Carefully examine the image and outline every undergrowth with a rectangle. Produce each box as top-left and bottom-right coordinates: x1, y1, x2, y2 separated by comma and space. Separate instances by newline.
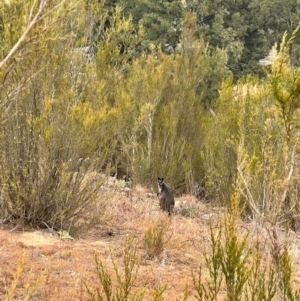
192, 215, 300, 301
4, 213, 300, 300
84, 213, 300, 300
4, 251, 43, 301
85, 234, 167, 300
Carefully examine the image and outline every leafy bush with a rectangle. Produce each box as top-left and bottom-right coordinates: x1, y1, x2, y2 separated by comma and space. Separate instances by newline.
0, 52, 107, 231
0, 0, 110, 232
204, 24, 300, 227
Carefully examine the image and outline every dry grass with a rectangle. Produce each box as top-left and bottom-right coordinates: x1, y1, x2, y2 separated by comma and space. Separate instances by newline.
1, 185, 300, 300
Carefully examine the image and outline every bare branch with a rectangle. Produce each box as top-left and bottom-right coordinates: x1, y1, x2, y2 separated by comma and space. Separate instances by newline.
237, 167, 265, 220
0, 0, 68, 70
279, 132, 300, 207
0, 0, 47, 69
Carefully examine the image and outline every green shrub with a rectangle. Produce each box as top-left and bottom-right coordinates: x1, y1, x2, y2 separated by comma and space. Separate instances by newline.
0, 138, 105, 232
0, 0, 110, 233
192, 215, 300, 301
193, 216, 250, 301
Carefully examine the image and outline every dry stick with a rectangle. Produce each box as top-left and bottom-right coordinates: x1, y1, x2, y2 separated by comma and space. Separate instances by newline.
269, 135, 300, 266
269, 134, 299, 276
0, 0, 69, 70
278, 133, 299, 215
238, 132, 300, 292
237, 167, 265, 221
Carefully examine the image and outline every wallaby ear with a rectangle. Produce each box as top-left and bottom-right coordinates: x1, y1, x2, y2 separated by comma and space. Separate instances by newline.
158, 177, 160, 180
161, 178, 164, 181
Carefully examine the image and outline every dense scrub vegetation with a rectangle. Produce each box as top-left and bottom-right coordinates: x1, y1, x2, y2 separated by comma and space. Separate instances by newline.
1, 0, 300, 236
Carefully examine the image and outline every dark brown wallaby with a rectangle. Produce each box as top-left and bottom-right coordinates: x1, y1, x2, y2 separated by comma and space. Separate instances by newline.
157, 177, 175, 216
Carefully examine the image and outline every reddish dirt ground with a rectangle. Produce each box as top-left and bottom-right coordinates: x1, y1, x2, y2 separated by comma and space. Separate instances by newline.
1, 186, 300, 300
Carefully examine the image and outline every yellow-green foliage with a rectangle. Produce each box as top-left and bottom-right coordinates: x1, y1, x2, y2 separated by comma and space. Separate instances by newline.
143, 217, 172, 259
205, 25, 300, 225
192, 216, 300, 301
269, 23, 300, 144
4, 251, 43, 301
5, 4, 300, 218
96, 5, 144, 68
85, 217, 300, 301
114, 45, 209, 189
0, 1, 231, 210
85, 235, 167, 301
87, 234, 172, 301
0, 0, 111, 230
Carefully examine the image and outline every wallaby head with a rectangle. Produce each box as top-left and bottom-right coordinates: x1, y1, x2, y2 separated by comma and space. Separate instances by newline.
157, 177, 174, 216
157, 177, 164, 195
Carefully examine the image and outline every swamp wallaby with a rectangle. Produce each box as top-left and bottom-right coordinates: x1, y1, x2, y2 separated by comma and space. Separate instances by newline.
157, 177, 175, 215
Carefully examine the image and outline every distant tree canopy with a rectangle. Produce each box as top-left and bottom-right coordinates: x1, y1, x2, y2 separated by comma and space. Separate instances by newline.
103, 0, 183, 53
102, 0, 300, 80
